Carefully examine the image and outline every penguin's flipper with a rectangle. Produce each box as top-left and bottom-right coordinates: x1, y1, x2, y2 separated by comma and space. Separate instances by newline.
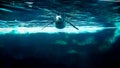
41, 21, 54, 30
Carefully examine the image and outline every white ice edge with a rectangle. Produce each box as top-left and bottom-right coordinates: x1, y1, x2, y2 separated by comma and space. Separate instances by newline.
0, 26, 119, 34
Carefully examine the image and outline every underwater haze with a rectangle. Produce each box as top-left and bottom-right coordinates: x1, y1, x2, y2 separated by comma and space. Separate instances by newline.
0, 0, 120, 68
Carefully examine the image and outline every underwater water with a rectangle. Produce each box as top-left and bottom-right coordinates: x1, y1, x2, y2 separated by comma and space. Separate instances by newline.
0, 0, 120, 68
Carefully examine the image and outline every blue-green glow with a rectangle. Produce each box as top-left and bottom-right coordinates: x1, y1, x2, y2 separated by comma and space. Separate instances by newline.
0, 8, 13, 12
0, 26, 105, 34
114, 22, 120, 39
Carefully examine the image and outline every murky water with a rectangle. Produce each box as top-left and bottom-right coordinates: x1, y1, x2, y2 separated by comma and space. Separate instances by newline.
0, 0, 120, 68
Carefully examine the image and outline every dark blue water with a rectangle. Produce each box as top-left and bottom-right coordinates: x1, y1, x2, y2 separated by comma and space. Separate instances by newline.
0, 30, 120, 68
0, 0, 120, 68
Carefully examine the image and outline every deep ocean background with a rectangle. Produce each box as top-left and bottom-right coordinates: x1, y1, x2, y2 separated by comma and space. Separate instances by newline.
0, 0, 120, 68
